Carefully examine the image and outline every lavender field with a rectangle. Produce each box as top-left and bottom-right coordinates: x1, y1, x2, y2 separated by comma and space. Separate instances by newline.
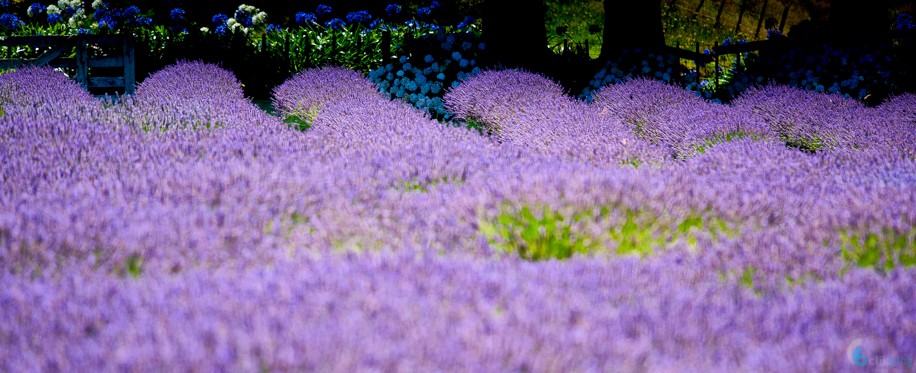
1, 62, 914, 371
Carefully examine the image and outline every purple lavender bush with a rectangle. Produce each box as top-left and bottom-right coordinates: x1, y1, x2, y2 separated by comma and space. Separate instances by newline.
0, 63, 914, 371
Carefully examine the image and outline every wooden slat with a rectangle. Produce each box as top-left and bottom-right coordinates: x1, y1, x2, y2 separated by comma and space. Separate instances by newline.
49, 58, 76, 69
0, 35, 73, 47
713, 39, 775, 55
31, 40, 76, 66
88, 56, 124, 68
0, 59, 24, 69
89, 76, 125, 88
662, 45, 714, 64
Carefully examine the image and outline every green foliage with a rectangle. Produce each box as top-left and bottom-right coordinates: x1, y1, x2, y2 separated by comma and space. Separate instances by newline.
400, 176, 462, 193
840, 227, 916, 273
479, 204, 595, 261
285, 104, 319, 132
695, 131, 755, 154
740, 266, 756, 288
545, 0, 603, 58
119, 253, 143, 278
480, 203, 736, 261
782, 134, 825, 153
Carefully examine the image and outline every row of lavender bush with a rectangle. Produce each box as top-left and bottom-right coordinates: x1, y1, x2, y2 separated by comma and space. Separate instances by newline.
1, 62, 914, 371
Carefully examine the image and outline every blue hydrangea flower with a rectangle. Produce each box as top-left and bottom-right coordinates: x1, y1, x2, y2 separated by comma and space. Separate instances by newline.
125, 6, 140, 17
451, 51, 462, 61
295, 12, 316, 25
316, 4, 332, 16
385, 4, 401, 17
345, 10, 372, 25
368, 19, 383, 30
77, 27, 92, 35
170, 8, 185, 22
214, 24, 228, 36
424, 55, 434, 64
267, 24, 281, 33
457, 16, 474, 30
27, 3, 46, 17
212, 13, 229, 25
325, 18, 345, 30
0, 13, 24, 30
417, 7, 431, 18
896, 13, 914, 30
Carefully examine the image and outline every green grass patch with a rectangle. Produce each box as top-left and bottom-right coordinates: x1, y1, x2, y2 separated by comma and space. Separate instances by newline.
285, 104, 320, 132
695, 131, 756, 154
479, 203, 736, 261
479, 204, 596, 261
115, 252, 143, 278
840, 227, 916, 273
782, 135, 825, 153
400, 176, 464, 193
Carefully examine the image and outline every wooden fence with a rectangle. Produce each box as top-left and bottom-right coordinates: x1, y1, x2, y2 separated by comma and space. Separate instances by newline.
667, 38, 783, 81
0, 35, 136, 95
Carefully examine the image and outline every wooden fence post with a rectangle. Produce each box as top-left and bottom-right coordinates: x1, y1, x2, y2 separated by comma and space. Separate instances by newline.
76, 36, 89, 90
381, 29, 391, 64
714, 41, 720, 83
123, 36, 136, 95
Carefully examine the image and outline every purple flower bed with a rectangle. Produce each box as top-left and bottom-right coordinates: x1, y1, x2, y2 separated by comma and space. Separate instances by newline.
1, 62, 914, 371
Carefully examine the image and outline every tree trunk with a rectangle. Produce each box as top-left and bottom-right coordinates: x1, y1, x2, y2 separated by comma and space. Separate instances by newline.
735, 0, 749, 34
714, 0, 727, 29
778, 1, 791, 32
601, 0, 665, 59
755, 0, 770, 38
482, 0, 548, 68
693, 0, 707, 19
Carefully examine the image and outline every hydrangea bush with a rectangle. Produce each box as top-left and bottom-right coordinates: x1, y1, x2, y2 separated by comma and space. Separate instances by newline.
368, 32, 484, 120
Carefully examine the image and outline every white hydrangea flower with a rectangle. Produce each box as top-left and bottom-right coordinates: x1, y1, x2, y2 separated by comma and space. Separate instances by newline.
58, 0, 80, 9
252, 12, 267, 26
46, 5, 60, 14
200, 27, 209, 33
92, 0, 105, 9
